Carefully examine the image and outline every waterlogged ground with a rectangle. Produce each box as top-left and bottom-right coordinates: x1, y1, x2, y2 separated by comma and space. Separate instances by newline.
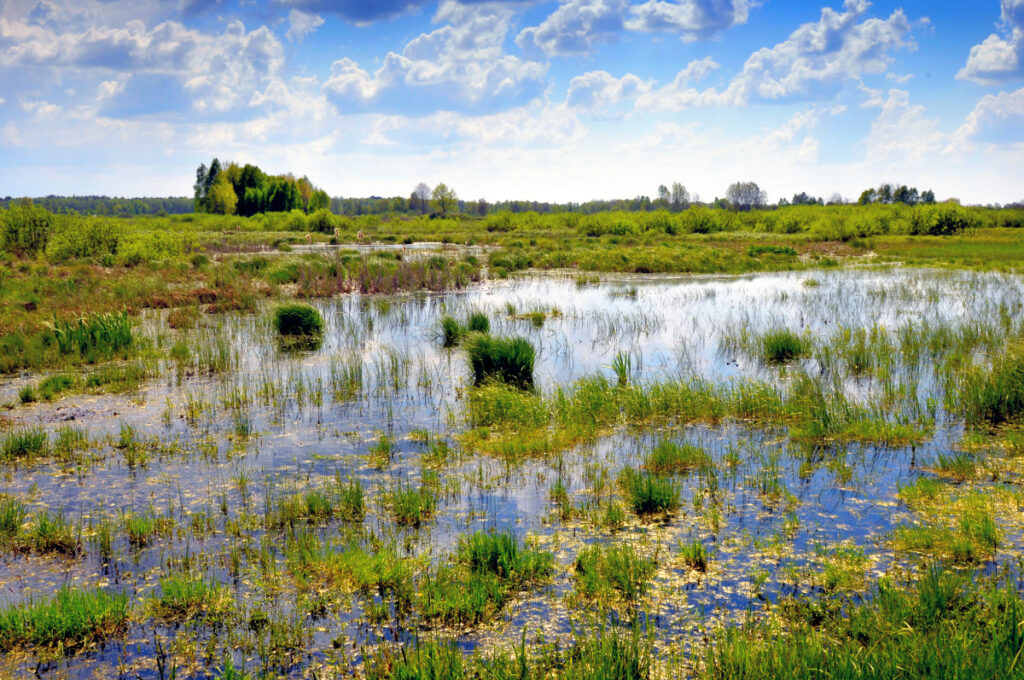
2, 266, 1024, 678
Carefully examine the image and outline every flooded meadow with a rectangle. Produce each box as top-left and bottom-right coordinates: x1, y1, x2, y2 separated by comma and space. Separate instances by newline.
2, 265, 1024, 678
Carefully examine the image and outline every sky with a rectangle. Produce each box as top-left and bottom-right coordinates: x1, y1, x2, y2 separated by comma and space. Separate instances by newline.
0, 0, 1022, 204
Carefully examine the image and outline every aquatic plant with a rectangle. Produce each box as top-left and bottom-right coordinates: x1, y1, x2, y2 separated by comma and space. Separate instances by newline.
0, 588, 128, 652
467, 335, 535, 389
761, 329, 811, 363
273, 303, 324, 337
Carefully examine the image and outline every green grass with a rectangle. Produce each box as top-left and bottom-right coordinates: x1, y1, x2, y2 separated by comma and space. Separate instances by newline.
961, 345, 1024, 425
151, 575, 227, 622
48, 312, 133, 360
679, 540, 709, 572
618, 468, 679, 516
0, 588, 128, 653
467, 335, 536, 389
29, 510, 81, 555
0, 495, 27, 540
643, 440, 709, 474
574, 543, 656, 602
388, 483, 436, 527
701, 565, 1024, 680
456, 530, 553, 585
0, 427, 49, 461
761, 329, 811, 363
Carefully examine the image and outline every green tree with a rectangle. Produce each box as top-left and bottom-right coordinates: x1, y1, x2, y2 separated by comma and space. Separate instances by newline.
431, 183, 458, 217
206, 174, 238, 215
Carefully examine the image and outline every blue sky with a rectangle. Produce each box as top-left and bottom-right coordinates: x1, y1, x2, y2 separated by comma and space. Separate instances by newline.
0, 0, 1022, 203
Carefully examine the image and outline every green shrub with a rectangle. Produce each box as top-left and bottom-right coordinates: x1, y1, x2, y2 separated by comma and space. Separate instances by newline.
467, 335, 535, 389
273, 304, 324, 337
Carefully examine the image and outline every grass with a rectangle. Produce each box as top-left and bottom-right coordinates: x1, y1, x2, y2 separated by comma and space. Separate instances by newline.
574, 543, 656, 602
48, 312, 133, 360
761, 329, 811, 363
679, 540, 709, 572
150, 575, 228, 622
0, 427, 49, 461
701, 565, 1024, 680
467, 335, 536, 389
618, 468, 679, 516
388, 483, 437, 527
456, 530, 553, 585
0, 588, 128, 653
273, 303, 324, 337
961, 344, 1024, 425
643, 440, 709, 474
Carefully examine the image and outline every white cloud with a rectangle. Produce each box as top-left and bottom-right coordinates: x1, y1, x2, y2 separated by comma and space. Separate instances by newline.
0, 16, 285, 115
634, 0, 914, 112
958, 0, 1024, 84
863, 89, 945, 162
626, 0, 753, 41
285, 9, 325, 43
324, 1, 546, 113
516, 0, 626, 57
566, 71, 652, 111
953, 87, 1024, 146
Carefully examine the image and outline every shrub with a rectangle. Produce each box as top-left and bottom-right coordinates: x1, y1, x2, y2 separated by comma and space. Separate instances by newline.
467, 335, 535, 389
273, 304, 324, 337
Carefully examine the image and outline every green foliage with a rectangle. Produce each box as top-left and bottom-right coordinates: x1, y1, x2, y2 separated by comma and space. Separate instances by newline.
388, 483, 436, 527
0, 201, 61, 256
1, 428, 49, 461
467, 335, 536, 389
273, 303, 324, 337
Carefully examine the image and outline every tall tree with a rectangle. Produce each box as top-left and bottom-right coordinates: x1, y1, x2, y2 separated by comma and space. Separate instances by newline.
725, 181, 767, 211
431, 183, 457, 217
669, 182, 690, 211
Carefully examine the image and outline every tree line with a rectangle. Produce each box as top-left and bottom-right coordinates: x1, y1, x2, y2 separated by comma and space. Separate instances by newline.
0, 195, 192, 216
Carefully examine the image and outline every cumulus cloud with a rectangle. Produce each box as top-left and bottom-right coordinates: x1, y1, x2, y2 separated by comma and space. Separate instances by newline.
626, 0, 754, 41
953, 87, 1024, 146
285, 9, 325, 43
323, 1, 547, 114
516, 0, 627, 57
276, 0, 531, 25
863, 89, 945, 162
958, 0, 1024, 84
566, 71, 652, 111
0, 16, 285, 116
637, 0, 914, 112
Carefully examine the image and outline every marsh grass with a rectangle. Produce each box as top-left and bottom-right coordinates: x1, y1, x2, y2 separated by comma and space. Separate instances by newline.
151, 575, 228, 622
0, 588, 128, 653
618, 469, 679, 516
679, 540, 709, 572
48, 312, 133, 361
0, 427, 49, 461
456, 530, 553, 586
643, 441, 709, 474
30, 510, 81, 555
573, 543, 656, 603
467, 335, 535, 389
388, 483, 436, 527
761, 329, 811, 363
702, 566, 1024, 680
961, 345, 1024, 425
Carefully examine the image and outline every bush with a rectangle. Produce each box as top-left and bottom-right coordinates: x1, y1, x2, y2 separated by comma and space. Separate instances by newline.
273, 304, 324, 337
467, 335, 535, 389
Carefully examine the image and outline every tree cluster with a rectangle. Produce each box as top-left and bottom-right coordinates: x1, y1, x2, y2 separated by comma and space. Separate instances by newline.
858, 183, 936, 206
193, 159, 331, 216
0, 196, 191, 216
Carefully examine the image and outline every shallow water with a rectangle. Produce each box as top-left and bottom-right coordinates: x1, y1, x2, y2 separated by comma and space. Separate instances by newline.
2, 266, 1023, 677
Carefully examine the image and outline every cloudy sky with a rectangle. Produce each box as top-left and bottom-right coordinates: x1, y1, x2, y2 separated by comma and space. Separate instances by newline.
0, 0, 1022, 203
